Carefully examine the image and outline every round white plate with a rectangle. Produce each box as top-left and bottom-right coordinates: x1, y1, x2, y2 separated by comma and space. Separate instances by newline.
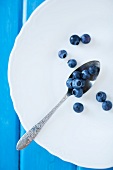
8, 0, 113, 168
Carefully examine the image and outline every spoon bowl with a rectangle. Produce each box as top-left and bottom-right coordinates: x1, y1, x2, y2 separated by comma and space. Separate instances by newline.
67, 60, 100, 95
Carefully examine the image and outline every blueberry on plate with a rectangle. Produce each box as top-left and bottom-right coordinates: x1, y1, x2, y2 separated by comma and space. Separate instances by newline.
67, 59, 77, 68
58, 50, 67, 59
73, 102, 84, 113
72, 71, 81, 79
72, 79, 84, 89
102, 100, 112, 111
96, 91, 107, 102
70, 35, 81, 45
66, 78, 73, 89
81, 69, 90, 79
81, 34, 91, 44
89, 65, 99, 75
72, 88, 83, 98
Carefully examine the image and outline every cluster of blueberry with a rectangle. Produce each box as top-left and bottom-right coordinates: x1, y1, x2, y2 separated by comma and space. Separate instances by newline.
58, 50, 77, 68
96, 92, 112, 111
58, 33, 112, 113
58, 34, 91, 68
70, 34, 91, 45
66, 65, 99, 113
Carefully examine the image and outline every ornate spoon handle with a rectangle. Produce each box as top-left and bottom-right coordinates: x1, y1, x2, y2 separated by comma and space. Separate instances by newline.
16, 93, 68, 150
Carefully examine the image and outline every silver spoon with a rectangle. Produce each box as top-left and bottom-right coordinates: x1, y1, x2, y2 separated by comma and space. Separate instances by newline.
16, 60, 100, 150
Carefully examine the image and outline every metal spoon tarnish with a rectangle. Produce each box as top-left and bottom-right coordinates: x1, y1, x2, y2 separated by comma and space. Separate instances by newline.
16, 60, 100, 150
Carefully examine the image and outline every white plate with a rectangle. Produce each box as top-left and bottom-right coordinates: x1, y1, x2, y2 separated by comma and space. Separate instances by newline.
8, 0, 113, 168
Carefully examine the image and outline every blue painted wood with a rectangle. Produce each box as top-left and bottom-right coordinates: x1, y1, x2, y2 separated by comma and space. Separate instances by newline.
20, 135, 76, 170
20, 0, 76, 169
0, 0, 23, 169
27, 0, 45, 19
78, 167, 113, 170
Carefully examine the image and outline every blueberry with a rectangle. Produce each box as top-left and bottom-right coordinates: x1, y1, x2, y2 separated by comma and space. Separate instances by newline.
58, 50, 67, 59
73, 103, 84, 113
70, 35, 81, 45
96, 91, 107, 102
72, 88, 83, 98
81, 34, 91, 44
102, 100, 112, 111
89, 65, 99, 75
81, 69, 90, 79
72, 71, 81, 79
66, 78, 73, 89
67, 59, 77, 68
72, 79, 85, 89
81, 80, 86, 87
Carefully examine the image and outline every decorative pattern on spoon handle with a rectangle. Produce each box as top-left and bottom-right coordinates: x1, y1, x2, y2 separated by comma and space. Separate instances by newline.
16, 93, 68, 150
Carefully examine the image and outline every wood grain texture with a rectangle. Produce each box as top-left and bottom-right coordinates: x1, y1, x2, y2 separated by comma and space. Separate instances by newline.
20, 133, 76, 170
77, 167, 113, 170
27, 0, 45, 19
20, 0, 76, 169
0, 0, 23, 169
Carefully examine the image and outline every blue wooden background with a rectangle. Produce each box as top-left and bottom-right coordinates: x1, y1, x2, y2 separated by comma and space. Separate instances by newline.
0, 0, 113, 169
